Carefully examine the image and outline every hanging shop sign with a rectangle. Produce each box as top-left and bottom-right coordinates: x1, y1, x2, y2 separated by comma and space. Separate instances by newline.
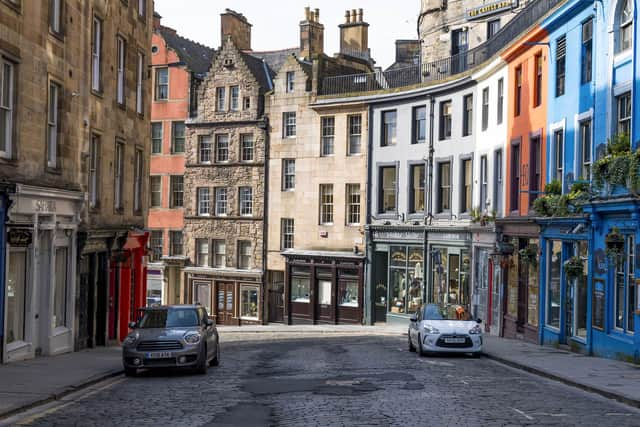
466, 0, 518, 21
8, 228, 32, 247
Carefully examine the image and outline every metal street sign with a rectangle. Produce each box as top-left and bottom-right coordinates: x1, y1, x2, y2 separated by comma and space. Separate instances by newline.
8, 229, 32, 247
466, 0, 518, 21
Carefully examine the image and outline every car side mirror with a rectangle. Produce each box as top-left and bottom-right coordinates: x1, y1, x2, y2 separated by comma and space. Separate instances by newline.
205, 318, 214, 327
476, 318, 482, 324
409, 315, 417, 323
128, 321, 137, 329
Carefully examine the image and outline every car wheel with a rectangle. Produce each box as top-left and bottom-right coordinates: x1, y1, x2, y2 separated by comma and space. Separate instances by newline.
209, 343, 220, 367
417, 334, 426, 357
195, 345, 208, 374
124, 367, 137, 377
408, 332, 416, 352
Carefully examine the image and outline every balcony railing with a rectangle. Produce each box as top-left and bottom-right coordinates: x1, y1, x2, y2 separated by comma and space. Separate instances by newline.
320, 0, 564, 96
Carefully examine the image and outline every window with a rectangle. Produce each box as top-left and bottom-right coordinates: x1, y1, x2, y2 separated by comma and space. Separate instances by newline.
618, 0, 633, 53
480, 155, 488, 210
151, 123, 162, 154
321, 116, 335, 156
348, 115, 362, 155
150, 231, 163, 261
171, 122, 185, 153
461, 159, 472, 213
617, 92, 631, 135
436, 162, 451, 213
497, 78, 504, 125
409, 165, 425, 214
196, 239, 209, 267
239, 187, 253, 216
515, 66, 522, 116
114, 142, 124, 210
412, 106, 426, 144
138, 0, 146, 18
136, 52, 144, 114
89, 134, 100, 208
155, 68, 168, 100
170, 231, 183, 256
291, 277, 310, 303
285, 71, 296, 93
197, 188, 210, 216
199, 135, 212, 163
53, 247, 68, 328
582, 19, 593, 83
134, 149, 143, 212
511, 144, 520, 211
494, 149, 503, 214
241, 134, 254, 162
546, 240, 562, 328
487, 19, 500, 39
319, 184, 334, 224
556, 36, 566, 97
243, 97, 251, 110
339, 281, 359, 307
529, 136, 541, 207
116, 36, 126, 105
6, 250, 26, 343
170, 175, 184, 208
215, 134, 229, 162
216, 87, 225, 111
439, 101, 452, 140
0, 59, 14, 159
238, 241, 251, 270
379, 166, 397, 214
282, 159, 295, 190
240, 286, 259, 319
50, 0, 62, 34
215, 187, 227, 216
462, 94, 473, 137
283, 112, 296, 137
534, 53, 542, 107
213, 240, 226, 268
281, 218, 294, 249
230, 86, 239, 111
150, 176, 161, 208
92, 17, 102, 92
579, 119, 592, 179
553, 130, 564, 184
346, 184, 361, 225
481, 88, 489, 131
381, 110, 397, 146
47, 82, 60, 168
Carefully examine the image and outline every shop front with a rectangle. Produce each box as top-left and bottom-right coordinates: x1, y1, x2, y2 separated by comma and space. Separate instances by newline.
284, 250, 364, 325
184, 268, 263, 326
495, 218, 540, 343
3, 184, 83, 363
470, 225, 502, 334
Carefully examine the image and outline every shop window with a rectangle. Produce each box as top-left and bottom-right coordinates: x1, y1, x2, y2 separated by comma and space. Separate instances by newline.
507, 245, 519, 317
240, 286, 259, 319
339, 281, 359, 307
614, 235, 635, 333
431, 248, 448, 306
193, 282, 211, 315
389, 246, 423, 314
546, 240, 562, 328
6, 250, 27, 343
54, 247, 68, 328
571, 241, 588, 339
291, 277, 310, 303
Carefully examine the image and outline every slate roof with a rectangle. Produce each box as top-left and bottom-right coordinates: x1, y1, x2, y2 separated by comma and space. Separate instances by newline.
243, 47, 301, 91
159, 26, 215, 77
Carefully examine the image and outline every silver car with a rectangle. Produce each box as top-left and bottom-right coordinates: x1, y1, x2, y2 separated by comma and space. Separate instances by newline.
122, 305, 220, 376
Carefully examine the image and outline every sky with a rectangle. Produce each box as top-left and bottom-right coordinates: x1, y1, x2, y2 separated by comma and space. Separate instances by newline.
153, 0, 420, 69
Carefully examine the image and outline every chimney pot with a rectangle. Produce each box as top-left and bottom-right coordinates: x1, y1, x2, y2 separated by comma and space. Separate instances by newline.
351, 9, 357, 22
315, 8, 320, 21
345, 10, 350, 23
358, 9, 363, 22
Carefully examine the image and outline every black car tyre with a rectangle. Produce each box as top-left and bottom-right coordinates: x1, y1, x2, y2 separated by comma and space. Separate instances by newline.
408, 332, 416, 352
417, 334, 426, 357
124, 367, 137, 377
195, 345, 208, 374
209, 343, 220, 367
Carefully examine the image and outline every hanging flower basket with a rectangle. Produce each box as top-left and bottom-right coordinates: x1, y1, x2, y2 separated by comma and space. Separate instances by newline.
605, 227, 624, 253
519, 244, 539, 268
564, 256, 585, 281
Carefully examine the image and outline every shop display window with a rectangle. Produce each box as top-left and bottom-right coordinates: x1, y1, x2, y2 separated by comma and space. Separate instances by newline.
240, 286, 259, 319
291, 277, 310, 303
390, 246, 424, 314
53, 247, 68, 328
339, 281, 358, 307
7, 251, 27, 344
546, 240, 562, 328
432, 248, 448, 306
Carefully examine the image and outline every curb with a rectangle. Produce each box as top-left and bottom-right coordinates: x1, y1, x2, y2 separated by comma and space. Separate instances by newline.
0, 369, 123, 421
483, 352, 640, 409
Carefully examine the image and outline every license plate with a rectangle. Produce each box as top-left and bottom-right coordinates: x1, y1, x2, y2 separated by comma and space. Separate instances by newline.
444, 337, 466, 344
146, 351, 172, 359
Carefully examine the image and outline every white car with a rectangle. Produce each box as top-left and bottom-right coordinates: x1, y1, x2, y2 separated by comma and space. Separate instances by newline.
408, 303, 482, 357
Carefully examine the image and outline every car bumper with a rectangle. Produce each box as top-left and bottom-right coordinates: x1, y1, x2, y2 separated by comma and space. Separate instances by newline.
122, 345, 204, 369
420, 334, 482, 353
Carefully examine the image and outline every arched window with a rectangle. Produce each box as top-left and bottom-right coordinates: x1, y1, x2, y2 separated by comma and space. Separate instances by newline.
618, 0, 633, 53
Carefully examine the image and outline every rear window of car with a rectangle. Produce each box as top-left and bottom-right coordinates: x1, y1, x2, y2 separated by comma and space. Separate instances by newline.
138, 309, 201, 328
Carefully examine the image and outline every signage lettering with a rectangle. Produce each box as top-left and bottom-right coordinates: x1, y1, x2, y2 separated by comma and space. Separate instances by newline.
466, 0, 517, 21
34, 199, 57, 213
372, 230, 423, 242
8, 229, 32, 247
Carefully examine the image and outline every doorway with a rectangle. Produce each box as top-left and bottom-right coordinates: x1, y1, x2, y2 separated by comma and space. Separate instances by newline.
373, 251, 388, 323
216, 283, 234, 325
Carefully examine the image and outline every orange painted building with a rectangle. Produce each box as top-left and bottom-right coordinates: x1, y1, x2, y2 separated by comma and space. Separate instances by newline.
147, 13, 215, 304
497, 26, 549, 343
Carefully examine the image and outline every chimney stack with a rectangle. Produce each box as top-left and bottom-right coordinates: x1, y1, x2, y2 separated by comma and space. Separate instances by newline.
299, 6, 324, 60
339, 9, 370, 57
220, 9, 252, 51
395, 40, 421, 65
153, 11, 162, 30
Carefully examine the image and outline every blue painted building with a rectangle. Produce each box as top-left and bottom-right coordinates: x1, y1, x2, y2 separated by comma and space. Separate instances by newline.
540, 0, 640, 362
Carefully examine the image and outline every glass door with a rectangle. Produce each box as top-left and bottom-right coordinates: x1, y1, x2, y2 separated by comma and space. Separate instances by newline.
216, 283, 234, 325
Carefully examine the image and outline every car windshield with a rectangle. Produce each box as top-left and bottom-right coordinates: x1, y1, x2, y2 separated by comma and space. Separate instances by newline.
422, 304, 474, 321
137, 309, 200, 328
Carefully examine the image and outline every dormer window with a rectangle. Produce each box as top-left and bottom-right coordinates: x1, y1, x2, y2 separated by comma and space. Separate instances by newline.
618, 0, 633, 53
286, 71, 295, 93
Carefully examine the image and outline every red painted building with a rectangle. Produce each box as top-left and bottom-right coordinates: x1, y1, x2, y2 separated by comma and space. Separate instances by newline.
147, 13, 215, 305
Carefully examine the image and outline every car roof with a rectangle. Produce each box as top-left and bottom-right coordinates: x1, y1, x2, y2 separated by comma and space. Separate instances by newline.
141, 304, 201, 311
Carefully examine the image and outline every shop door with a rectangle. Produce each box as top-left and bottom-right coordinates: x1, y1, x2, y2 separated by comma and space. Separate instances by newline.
268, 289, 284, 323
217, 283, 234, 325
316, 279, 333, 322
373, 252, 388, 323
95, 253, 108, 346
475, 249, 489, 321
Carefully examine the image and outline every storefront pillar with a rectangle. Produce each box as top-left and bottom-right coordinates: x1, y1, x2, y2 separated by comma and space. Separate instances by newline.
118, 259, 132, 343
0, 189, 10, 361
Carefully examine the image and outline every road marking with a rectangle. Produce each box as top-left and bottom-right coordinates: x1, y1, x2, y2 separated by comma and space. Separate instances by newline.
512, 408, 534, 420
420, 360, 454, 367
530, 412, 568, 417
605, 413, 633, 416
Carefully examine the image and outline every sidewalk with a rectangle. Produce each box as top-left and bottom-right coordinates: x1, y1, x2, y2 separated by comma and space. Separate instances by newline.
0, 346, 122, 419
482, 335, 640, 408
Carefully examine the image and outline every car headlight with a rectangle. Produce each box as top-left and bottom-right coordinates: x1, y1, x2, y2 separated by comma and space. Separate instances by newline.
184, 332, 201, 344
123, 332, 139, 347
469, 325, 482, 335
423, 324, 440, 334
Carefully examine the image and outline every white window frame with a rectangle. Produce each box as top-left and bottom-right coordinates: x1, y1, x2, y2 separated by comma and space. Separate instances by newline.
286, 71, 295, 93
321, 116, 335, 156
282, 159, 295, 191
238, 241, 252, 270
114, 141, 124, 210
241, 134, 254, 162
92, 17, 102, 92
150, 175, 161, 208
215, 187, 227, 216
550, 119, 565, 190
346, 184, 361, 225
199, 135, 212, 163
0, 59, 15, 159
196, 239, 209, 267
216, 87, 226, 111
230, 86, 239, 111
198, 187, 210, 216
348, 115, 362, 155
319, 184, 334, 225
283, 111, 296, 138
281, 218, 294, 250
239, 187, 253, 217
574, 110, 593, 181
47, 82, 60, 168
155, 67, 168, 101
215, 134, 229, 162
213, 240, 226, 268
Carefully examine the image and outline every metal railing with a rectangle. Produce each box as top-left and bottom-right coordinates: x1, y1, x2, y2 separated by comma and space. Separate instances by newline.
320, 0, 564, 96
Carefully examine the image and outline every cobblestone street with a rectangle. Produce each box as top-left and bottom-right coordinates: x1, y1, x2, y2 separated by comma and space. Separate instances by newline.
4, 335, 639, 427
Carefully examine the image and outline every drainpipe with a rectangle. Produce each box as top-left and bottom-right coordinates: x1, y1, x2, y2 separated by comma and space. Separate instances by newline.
261, 117, 270, 325
633, 0, 638, 151
425, 95, 435, 302
364, 104, 374, 325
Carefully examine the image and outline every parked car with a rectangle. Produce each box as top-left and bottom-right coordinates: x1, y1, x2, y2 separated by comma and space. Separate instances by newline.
122, 305, 219, 376
408, 303, 482, 357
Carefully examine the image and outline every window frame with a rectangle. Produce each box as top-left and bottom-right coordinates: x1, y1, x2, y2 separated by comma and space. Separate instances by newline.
240, 133, 254, 162
170, 175, 184, 208
319, 184, 334, 225
230, 85, 239, 111
89, 134, 101, 209
213, 239, 226, 268
154, 67, 168, 101
413, 105, 427, 144
578, 118, 592, 180
150, 175, 161, 208
136, 51, 144, 114
617, 92, 631, 136
378, 165, 398, 215
381, 110, 397, 147
47, 81, 61, 169
239, 186, 253, 217
481, 87, 489, 131
618, 0, 633, 54
555, 36, 566, 97
170, 230, 183, 256
133, 148, 143, 213
171, 121, 185, 153
581, 18, 593, 84
215, 133, 229, 163
282, 159, 295, 191
462, 94, 473, 137
196, 238, 209, 267
151, 122, 162, 154
346, 183, 361, 225
321, 116, 335, 156
197, 187, 211, 216
216, 87, 226, 111
460, 157, 473, 214
215, 187, 228, 216
0, 58, 15, 159
91, 16, 103, 93
515, 66, 522, 116
409, 163, 425, 214
116, 36, 126, 106
283, 111, 296, 138
198, 135, 212, 164
237, 241, 252, 270
439, 101, 452, 140
534, 52, 543, 107
348, 114, 362, 155
436, 161, 451, 214
480, 155, 488, 211
281, 218, 294, 250
497, 78, 504, 125
286, 71, 295, 93
114, 140, 125, 211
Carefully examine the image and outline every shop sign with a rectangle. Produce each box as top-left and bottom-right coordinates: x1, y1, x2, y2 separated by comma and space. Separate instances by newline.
34, 199, 57, 213
372, 230, 423, 242
431, 232, 470, 243
466, 0, 517, 21
8, 229, 32, 247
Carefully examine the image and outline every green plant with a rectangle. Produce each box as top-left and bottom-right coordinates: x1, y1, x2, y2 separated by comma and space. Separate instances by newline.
564, 256, 585, 281
519, 244, 539, 268
470, 208, 496, 225
605, 227, 625, 259
545, 179, 562, 196
592, 134, 640, 193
